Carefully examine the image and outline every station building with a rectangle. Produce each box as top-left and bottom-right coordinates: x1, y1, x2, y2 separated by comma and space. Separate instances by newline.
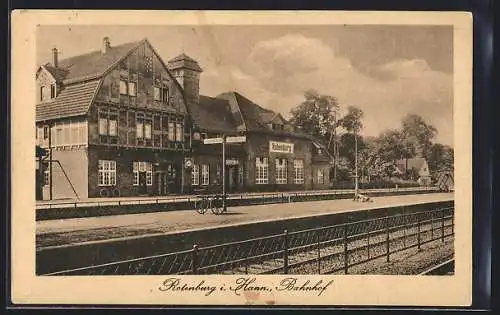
35, 37, 333, 200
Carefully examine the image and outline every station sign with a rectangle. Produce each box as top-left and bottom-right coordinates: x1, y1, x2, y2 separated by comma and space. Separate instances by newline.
225, 159, 239, 166
203, 137, 224, 145
226, 136, 246, 144
269, 141, 294, 154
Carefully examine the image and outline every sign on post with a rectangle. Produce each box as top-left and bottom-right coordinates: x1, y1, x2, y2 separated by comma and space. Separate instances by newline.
203, 137, 224, 145
226, 136, 247, 144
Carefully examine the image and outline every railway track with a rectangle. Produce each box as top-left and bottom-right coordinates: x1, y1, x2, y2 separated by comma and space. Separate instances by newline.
217, 219, 453, 275
43, 206, 454, 276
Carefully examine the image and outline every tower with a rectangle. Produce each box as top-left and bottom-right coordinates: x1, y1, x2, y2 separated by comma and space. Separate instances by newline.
167, 53, 203, 106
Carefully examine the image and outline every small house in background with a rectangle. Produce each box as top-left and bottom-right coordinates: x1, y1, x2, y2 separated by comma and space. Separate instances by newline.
395, 158, 432, 186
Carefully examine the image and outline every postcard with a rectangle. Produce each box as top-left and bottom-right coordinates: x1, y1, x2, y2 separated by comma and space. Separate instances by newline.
11, 10, 472, 306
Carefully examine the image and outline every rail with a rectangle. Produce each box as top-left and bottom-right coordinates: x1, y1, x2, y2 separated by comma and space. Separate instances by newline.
36, 186, 441, 210
44, 204, 454, 276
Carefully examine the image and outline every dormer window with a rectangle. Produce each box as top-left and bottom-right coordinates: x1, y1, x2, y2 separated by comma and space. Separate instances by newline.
40, 84, 56, 102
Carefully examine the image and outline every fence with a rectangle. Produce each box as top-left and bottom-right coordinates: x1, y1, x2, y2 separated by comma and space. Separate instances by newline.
44, 205, 454, 276
36, 186, 441, 210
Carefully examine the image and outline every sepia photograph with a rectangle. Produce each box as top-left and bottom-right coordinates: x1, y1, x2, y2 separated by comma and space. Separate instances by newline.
11, 10, 472, 306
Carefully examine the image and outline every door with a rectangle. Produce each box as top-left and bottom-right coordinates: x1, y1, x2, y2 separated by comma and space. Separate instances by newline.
157, 172, 168, 195
167, 164, 180, 193
138, 171, 147, 195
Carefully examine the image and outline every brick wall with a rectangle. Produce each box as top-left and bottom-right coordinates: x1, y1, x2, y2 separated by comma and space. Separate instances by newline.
244, 133, 313, 191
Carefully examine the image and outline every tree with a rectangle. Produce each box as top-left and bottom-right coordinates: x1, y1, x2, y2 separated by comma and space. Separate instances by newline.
289, 90, 340, 141
400, 114, 437, 158
426, 143, 454, 172
339, 106, 364, 134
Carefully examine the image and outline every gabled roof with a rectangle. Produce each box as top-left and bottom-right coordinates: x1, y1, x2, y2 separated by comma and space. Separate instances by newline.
189, 95, 236, 133
216, 92, 312, 140
51, 40, 142, 84
36, 39, 146, 122
36, 79, 101, 122
42, 65, 69, 82
395, 158, 427, 172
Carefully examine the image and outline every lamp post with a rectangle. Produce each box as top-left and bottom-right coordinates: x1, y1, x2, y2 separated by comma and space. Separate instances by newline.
222, 135, 226, 213
354, 128, 359, 199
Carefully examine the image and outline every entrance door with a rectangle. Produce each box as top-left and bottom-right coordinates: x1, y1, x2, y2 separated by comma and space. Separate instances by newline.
156, 172, 168, 195
226, 166, 239, 193
138, 171, 147, 195
167, 164, 180, 194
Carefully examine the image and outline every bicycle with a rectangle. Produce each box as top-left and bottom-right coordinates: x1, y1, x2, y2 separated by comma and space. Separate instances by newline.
195, 194, 226, 215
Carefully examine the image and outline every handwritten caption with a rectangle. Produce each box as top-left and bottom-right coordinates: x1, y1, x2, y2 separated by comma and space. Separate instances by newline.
158, 277, 334, 297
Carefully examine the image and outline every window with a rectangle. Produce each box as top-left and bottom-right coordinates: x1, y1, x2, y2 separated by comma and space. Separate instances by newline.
99, 113, 117, 137
128, 82, 137, 97
154, 86, 169, 103
144, 122, 152, 140
256, 157, 269, 184
201, 164, 210, 186
317, 169, 325, 184
294, 159, 305, 184
133, 161, 153, 186
175, 123, 183, 142
119, 80, 128, 95
168, 122, 175, 141
40, 86, 47, 102
50, 84, 56, 98
98, 160, 116, 186
154, 87, 161, 101
43, 169, 50, 186
108, 119, 117, 136
275, 158, 287, 184
136, 121, 144, 138
43, 126, 49, 140
192, 164, 199, 186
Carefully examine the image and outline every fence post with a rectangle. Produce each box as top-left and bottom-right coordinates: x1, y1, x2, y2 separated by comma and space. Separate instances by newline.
283, 229, 289, 274
451, 212, 454, 235
317, 233, 321, 274
386, 217, 390, 262
367, 229, 370, 260
417, 216, 421, 250
403, 213, 407, 248
441, 209, 445, 242
192, 244, 198, 274
343, 226, 348, 274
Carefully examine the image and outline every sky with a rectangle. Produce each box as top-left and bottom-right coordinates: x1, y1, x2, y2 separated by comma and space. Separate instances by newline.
37, 25, 454, 146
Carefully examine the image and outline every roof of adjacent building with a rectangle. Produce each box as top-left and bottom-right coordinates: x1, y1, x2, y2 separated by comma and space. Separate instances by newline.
190, 95, 236, 133
36, 79, 101, 121
395, 158, 427, 172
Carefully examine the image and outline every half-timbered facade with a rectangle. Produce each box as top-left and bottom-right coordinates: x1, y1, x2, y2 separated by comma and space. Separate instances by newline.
36, 38, 194, 199
36, 37, 334, 200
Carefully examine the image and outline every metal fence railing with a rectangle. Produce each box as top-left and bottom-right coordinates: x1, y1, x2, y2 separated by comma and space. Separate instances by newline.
44, 205, 454, 276
36, 186, 441, 210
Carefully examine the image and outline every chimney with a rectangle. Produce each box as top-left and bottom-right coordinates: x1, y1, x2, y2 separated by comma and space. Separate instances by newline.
102, 37, 111, 54
52, 47, 58, 67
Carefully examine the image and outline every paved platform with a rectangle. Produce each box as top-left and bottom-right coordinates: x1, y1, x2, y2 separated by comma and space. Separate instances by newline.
37, 193, 453, 249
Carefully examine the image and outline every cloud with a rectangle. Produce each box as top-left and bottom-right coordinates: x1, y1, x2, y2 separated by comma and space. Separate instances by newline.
199, 34, 453, 145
